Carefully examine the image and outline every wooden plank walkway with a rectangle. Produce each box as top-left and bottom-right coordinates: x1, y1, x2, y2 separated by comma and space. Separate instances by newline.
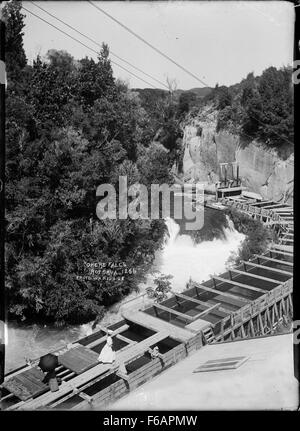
254, 255, 293, 267
5, 194, 294, 410
213, 276, 267, 294
250, 200, 274, 207
270, 244, 293, 253
173, 291, 211, 309
15, 330, 170, 410
2, 367, 48, 401
153, 303, 195, 322
279, 238, 293, 243
262, 203, 288, 210
269, 249, 293, 258
229, 268, 281, 284
194, 282, 250, 304
85, 324, 129, 349
240, 261, 293, 276
58, 346, 99, 375
122, 310, 194, 342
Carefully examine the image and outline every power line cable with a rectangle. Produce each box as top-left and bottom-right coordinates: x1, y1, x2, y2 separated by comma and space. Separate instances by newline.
88, 1, 294, 147
29, 1, 169, 90
24, 4, 294, 147
88, 0, 209, 87
22, 5, 158, 89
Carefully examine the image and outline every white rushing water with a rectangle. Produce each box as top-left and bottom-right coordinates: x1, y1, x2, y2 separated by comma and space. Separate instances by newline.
6, 214, 245, 372
153, 216, 244, 292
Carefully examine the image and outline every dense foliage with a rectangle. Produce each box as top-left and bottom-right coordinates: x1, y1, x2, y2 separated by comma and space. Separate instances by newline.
146, 274, 173, 302
4, 1, 292, 325
204, 69, 293, 159
225, 208, 276, 264
4, 1, 178, 325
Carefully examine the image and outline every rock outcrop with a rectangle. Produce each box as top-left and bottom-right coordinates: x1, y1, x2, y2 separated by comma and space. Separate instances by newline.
181, 107, 294, 204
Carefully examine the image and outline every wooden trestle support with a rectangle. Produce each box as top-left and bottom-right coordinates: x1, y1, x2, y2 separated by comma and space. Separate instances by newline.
218, 293, 293, 342
0, 194, 293, 411
209, 195, 294, 342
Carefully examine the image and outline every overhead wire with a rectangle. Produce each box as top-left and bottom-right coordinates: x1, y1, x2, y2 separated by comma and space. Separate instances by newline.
24, 3, 294, 147
88, 0, 209, 87
88, 1, 294, 147
22, 5, 159, 89
29, 1, 169, 90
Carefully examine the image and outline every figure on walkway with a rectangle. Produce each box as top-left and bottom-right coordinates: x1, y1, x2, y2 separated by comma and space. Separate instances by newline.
38, 353, 59, 392
98, 331, 116, 364
148, 346, 160, 359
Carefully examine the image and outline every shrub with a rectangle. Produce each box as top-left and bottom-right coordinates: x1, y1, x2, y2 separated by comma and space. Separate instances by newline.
225, 208, 276, 264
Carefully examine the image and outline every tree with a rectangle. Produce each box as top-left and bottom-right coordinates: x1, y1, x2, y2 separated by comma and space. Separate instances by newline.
76, 44, 115, 108
216, 86, 232, 110
255, 67, 293, 149
137, 142, 174, 186
214, 67, 293, 157
166, 76, 177, 95
146, 274, 173, 302
178, 91, 196, 116
5, 9, 175, 325
225, 208, 276, 264
3, 0, 27, 85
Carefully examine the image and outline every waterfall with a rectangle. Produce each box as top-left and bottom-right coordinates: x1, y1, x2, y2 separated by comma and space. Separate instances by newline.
225, 214, 235, 233
5, 213, 245, 372
165, 217, 180, 244
156, 215, 245, 293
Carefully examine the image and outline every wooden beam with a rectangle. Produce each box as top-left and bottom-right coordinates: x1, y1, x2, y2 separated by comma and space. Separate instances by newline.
258, 314, 264, 335
265, 308, 271, 326
78, 392, 94, 403
215, 304, 235, 315
249, 319, 255, 336
192, 282, 250, 304
254, 255, 293, 267
229, 268, 280, 284
271, 208, 293, 213
261, 203, 287, 209
153, 303, 194, 322
86, 324, 129, 349
250, 200, 274, 207
116, 334, 137, 346
266, 220, 291, 226
281, 298, 287, 315
116, 371, 130, 381
172, 291, 212, 309
270, 244, 293, 252
288, 294, 293, 315
61, 372, 76, 381
273, 212, 293, 216
0, 393, 15, 402
194, 303, 222, 318
269, 249, 293, 257
212, 275, 267, 294
240, 261, 293, 276
182, 289, 239, 315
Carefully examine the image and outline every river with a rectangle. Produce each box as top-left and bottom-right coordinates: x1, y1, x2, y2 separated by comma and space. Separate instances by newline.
5, 210, 245, 373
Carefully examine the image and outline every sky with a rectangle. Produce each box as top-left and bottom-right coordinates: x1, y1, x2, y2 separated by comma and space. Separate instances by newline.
21, 1, 295, 90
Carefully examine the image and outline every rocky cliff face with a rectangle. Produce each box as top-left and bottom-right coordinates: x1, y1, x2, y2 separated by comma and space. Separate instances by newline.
181, 106, 294, 204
